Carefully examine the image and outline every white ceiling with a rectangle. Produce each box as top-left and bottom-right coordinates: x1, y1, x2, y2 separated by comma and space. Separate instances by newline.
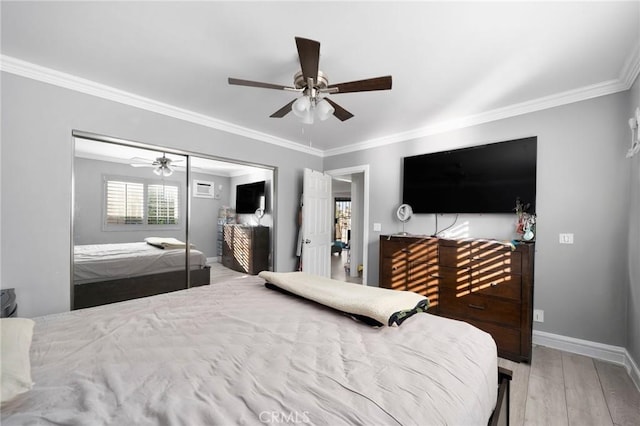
74, 137, 264, 177
2, 1, 639, 155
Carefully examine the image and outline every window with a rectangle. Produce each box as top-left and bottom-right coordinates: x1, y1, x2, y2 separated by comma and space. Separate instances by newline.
147, 184, 179, 225
334, 198, 351, 243
106, 180, 144, 225
104, 177, 180, 229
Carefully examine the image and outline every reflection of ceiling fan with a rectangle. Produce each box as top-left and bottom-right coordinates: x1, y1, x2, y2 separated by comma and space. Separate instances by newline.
228, 37, 392, 124
130, 154, 181, 177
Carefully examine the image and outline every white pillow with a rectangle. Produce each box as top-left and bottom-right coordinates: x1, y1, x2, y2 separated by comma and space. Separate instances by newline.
1, 318, 35, 403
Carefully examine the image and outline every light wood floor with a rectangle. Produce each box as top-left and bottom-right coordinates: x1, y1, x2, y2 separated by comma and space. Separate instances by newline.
207, 263, 639, 425
330, 250, 363, 284
208, 252, 363, 285
208, 260, 252, 284
499, 346, 640, 426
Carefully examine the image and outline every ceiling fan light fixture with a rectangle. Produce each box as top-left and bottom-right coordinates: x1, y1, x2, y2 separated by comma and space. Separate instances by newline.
316, 98, 334, 121
292, 96, 311, 118
153, 162, 174, 177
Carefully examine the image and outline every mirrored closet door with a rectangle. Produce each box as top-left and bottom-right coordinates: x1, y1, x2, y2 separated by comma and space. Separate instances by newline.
73, 137, 194, 309
72, 134, 276, 309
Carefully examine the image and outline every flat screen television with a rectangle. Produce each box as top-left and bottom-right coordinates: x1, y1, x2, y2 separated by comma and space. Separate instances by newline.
402, 137, 537, 214
235, 181, 266, 214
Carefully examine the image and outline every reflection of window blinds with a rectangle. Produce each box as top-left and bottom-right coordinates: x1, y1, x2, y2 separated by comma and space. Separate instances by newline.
147, 184, 179, 225
106, 180, 144, 224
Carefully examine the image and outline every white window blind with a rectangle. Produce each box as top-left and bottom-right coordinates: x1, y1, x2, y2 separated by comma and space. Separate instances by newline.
147, 184, 179, 225
106, 180, 144, 224
105, 179, 180, 228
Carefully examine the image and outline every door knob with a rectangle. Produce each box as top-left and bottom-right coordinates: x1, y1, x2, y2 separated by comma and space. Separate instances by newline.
304, 239, 311, 244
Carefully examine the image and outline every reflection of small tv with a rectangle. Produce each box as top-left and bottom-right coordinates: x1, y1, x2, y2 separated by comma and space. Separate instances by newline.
235, 181, 266, 214
403, 137, 537, 214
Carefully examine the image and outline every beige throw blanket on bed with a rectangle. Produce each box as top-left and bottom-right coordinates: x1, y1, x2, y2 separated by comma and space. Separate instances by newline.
144, 237, 192, 250
258, 271, 428, 326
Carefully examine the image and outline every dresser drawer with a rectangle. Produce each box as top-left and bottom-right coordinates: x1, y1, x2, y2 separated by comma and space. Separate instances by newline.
380, 238, 437, 259
439, 245, 470, 268
380, 239, 412, 258
380, 256, 408, 290
438, 288, 521, 328
469, 249, 521, 275
436, 266, 471, 291
465, 319, 522, 358
440, 244, 521, 273
470, 271, 521, 301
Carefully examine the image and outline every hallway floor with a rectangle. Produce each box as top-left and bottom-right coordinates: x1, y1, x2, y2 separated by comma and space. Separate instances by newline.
330, 250, 362, 284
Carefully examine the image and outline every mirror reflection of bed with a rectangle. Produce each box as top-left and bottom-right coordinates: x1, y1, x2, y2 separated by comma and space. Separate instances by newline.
72, 135, 274, 309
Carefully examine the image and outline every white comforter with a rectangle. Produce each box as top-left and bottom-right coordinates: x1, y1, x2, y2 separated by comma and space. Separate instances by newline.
74, 242, 207, 284
2, 276, 497, 425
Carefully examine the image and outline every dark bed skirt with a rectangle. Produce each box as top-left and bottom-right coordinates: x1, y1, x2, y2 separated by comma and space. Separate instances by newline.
73, 266, 211, 309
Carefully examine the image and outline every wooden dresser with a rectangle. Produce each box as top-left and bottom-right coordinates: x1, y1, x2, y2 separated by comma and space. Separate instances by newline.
380, 235, 534, 362
222, 225, 270, 275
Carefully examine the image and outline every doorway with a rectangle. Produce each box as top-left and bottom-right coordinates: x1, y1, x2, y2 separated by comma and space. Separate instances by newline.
326, 165, 369, 285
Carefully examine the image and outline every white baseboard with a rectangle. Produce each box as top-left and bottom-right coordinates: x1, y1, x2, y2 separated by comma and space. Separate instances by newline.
533, 330, 640, 392
206, 256, 218, 265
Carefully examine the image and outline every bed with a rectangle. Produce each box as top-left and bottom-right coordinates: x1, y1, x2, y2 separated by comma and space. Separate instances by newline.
1, 273, 511, 425
73, 241, 211, 309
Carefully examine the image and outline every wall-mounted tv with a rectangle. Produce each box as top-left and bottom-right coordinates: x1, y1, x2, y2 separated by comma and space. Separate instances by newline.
402, 137, 537, 214
236, 180, 266, 214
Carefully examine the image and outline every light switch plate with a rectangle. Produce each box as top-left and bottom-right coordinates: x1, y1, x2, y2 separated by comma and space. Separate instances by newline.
533, 309, 544, 322
373, 223, 382, 232
559, 233, 574, 244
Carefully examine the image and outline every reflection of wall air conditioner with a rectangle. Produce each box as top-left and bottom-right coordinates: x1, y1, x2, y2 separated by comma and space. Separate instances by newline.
193, 180, 215, 199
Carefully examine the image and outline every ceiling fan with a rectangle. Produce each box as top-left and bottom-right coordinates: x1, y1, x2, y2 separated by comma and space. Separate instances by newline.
228, 37, 392, 123
130, 153, 181, 177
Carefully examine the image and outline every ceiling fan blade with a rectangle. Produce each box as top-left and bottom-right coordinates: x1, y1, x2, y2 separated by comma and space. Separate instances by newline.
295, 37, 320, 83
130, 157, 156, 167
270, 99, 296, 118
228, 77, 295, 91
324, 98, 354, 121
328, 76, 392, 94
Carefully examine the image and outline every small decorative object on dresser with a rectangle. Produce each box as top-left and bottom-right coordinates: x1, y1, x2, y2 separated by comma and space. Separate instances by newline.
514, 197, 536, 241
380, 235, 534, 362
395, 203, 413, 235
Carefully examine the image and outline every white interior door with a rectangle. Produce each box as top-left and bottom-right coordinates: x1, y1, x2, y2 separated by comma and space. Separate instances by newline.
302, 168, 332, 277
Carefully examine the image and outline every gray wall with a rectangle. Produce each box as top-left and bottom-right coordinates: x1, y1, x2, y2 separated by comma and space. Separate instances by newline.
324, 91, 631, 349
74, 156, 231, 258
189, 169, 232, 259
627, 75, 640, 368
0, 72, 321, 317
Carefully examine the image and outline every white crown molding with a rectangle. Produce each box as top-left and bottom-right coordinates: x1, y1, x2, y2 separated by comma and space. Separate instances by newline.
0, 55, 324, 158
620, 41, 640, 89
533, 330, 640, 393
323, 77, 631, 157
2, 52, 638, 159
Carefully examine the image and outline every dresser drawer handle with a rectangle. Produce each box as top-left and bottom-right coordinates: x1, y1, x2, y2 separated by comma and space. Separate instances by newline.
401, 249, 411, 254
468, 303, 486, 310
490, 282, 498, 287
